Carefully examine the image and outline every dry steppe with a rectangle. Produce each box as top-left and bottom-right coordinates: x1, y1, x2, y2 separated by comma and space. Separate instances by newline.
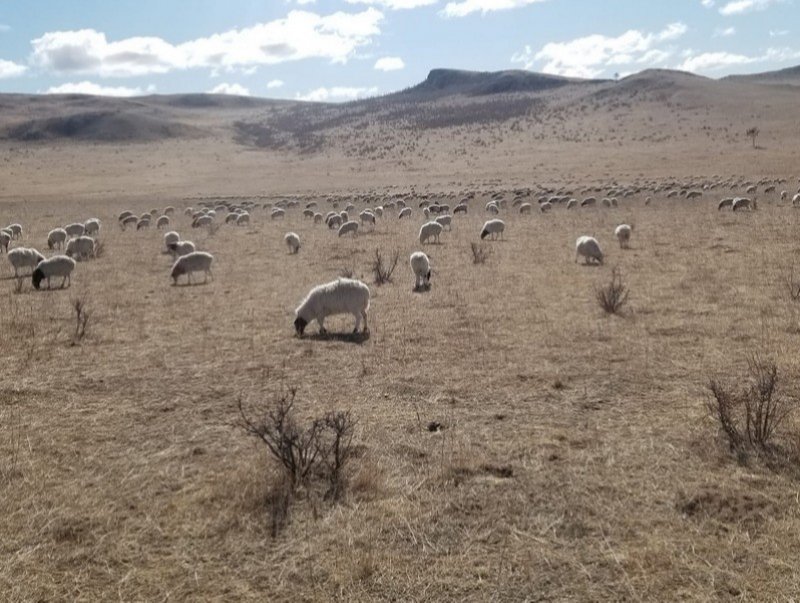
2, 67, 800, 601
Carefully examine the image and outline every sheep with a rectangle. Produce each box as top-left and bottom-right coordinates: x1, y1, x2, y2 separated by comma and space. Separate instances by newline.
137, 217, 151, 230
120, 215, 138, 230
398, 207, 412, 219
271, 208, 285, 220
614, 224, 633, 249
168, 240, 196, 258
732, 197, 755, 212
47, 228, 68, 250
718, 198, 734, 210
360, 210, 376, 227
480, 219, 505, 240
64, 223, 85, 237
373, 207, 383, 218
285, 232, 301, 254
687, 191, 703, 199
339, 211, 349, 222
184, 207, 194, 216
519, 203, 533, 214
410, 251, 431, 291
302, 209, 315, 219
313, 213, 323, 224
540, 201, 552, 213
453, 203, 468, 215
170, 251, 213, 285
65, 236, 95, 260
156, 216, 170, 229
6, 224, 22, 239
236, 213, 250, 226
419, 221, 443, 245
327, 215, 343, 229
118, 210, 134, 222
338, 220, 359, 238
485, 202, 500, 215
0, 231, 9, 253
575, 236, 603, 265
581, 197, 597, 207
164, 206, 175, 216
434, 215, 452, 231
32, 255, 76, 290
566, 199, 578, 210
8, 247, 45, 277
793, 193, 800, 206
163, 231, 180, 251
293, 278, 370, 336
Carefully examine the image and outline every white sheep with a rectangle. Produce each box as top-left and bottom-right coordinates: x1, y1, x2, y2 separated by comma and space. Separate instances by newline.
164, 231, 180, 252
168, 240, 196, 258
32, 255, 76, 290
480, 219, 505, 240
540, 202, 552, 213
410, 251, 431, 291
156, 215, 170, 229
398, 207, 412, 219
64, 223, 85, 237
732, 197, 754, 212
6, 224, 22, 239
164, 206, 175, 216
519, 203, 533, 214
47, 228, 68, 250
293, 278, 370, 336
84, 218, 101, 236
360, 210, 376, 227
66, 236, 96, 260
137, 217, 151, 230
271, 208, 285, 220
614, 224, 633, 249
718, 198, 734, 210
170, 251, 213, 285
575, 236, 603, 265
192, 215, 211, 228
120, 215, 138, 230
118, 210, 134, 222
285, 232, 301, 254
485, 202, 500, 215
8, 247, 45, 277
793, 193, 800, 207
338, 220, 359, 237
313, 213, 323, 224
0, 231, 10, 253
419, 221, 443, 245
434, 215, 452, 231
236, 213, 250, 226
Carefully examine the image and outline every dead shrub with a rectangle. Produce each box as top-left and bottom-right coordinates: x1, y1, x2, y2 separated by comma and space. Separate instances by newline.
340, 264, 355, 279
470, 242, 489, 264
372, 249, 399, 285
595, 266, 629, 315
71, 296, 89, 342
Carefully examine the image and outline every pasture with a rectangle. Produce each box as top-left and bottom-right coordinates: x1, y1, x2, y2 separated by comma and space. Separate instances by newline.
1, 191, 799, 600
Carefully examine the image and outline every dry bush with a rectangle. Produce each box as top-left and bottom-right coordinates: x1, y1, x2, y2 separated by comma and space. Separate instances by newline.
470, 242, 489, 264
71, 296, 90, 342
707, 356, 799, 457
595, 266, 629, 315
340, 264, 355, 279
372, 249, 399, 285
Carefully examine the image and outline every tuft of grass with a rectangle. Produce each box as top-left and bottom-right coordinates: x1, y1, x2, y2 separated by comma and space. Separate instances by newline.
595, 266, 629, 315
372, 249, 399, 285
470, 242, 489, 264
71, 296, 90, 342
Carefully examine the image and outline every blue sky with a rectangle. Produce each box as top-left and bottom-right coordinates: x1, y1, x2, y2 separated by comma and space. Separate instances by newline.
0, 0, 797, 100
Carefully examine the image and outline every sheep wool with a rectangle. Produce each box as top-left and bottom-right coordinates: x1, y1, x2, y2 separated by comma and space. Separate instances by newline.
168, 240, 196, 258
8, 247, 45, 277
480, 219, 505, 240
32, 255, 76, 290
419, 221, 443, 245
410, 251, 431, 291
47, 228, 68, 250
575, 236, 603, 265
170, 251, 213, 285
66, 236, 96, 260
285, 232, 301, 254
614, 224, 633, 249
294, 278, 370, 336
338, 221, 359, 237
64, 223, 85, 237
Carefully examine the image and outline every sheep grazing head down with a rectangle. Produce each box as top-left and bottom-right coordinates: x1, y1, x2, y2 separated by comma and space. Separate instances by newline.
480, 228, 490, 240
170, 264, 185, 284
294, 316, 308, 336
32, 268, 44, 290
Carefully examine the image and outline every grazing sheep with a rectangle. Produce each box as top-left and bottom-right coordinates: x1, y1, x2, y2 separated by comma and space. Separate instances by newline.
120, 215, 138, 230
47, 228, 68, 250
566, 199, 578, 210
519, 203, 533, 214
781, 191, 788, 201
84, 218, 101, 236
66, 236, 96, 260
192, 215, 212, 228
419, 221, 443, 245
575, 236, 603, 265
581, 197, 597, 207
236, 213, 250, 226
540, 201, 552, 213
793, 193, 800, 207
313, 213, 323, 224
118, 210, 134, 222
360, 210, 376, 226
718, 198, 734, 210
6, 224, 22, 239
170, 251, 213, 285
453, 203, 468, 215
398, 207, 412, 219
374, 207, 384, 218
339, 211, 349, 222
338, 220, 359, 238
733, 197, 755, 212
137, 217, 151, 230
285, 232, 301, 254
302, 209, 315, 219
687, 191, 703, 199
32, 255, 76, 290
614, 224, 633, 249
156, 216, 170, 229
271, 208, 285, 220
480, 219, 505, 240
163, 231, 180, 251
410, 251, 431, 291
8, 247, 45, 277
64, 223, 85, 237
164, 206, 175, 216
0, 231, 9, 253
168, 240, 196, 257
434, 215, 452, 231
327, 215, 342, 229
293, 278, 370, 336
485, 202, 500, 215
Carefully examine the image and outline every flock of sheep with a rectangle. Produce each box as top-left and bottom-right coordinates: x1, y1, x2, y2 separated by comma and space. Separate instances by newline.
5, 173, 792, 334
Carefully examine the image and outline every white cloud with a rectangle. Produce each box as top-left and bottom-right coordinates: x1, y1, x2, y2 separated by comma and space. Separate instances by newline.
441, 0, 546, 17
45, 80, 152, 96
295, 0, 316, 4
374, 56, 405, 70
30, 9, 384, 78
296, 85, 378, 102
0, 24, 10, 32
677, 47, 800, 72
701, 0, 715, 6
719, 0, 780, 15
267, 79, 285, 89
0, 59, 27, 78
208, 82, 251, 96
512, 22, 687, 79
346, 0, 437, 9
770, 29, 789, 37
714, 26, 736, 36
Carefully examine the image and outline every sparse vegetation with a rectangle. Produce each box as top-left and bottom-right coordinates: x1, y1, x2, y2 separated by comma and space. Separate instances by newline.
371, 248, 399, 285
470, 242, 489, 264
746, 126, 760, 148
71, 296, 89, 342
595, 266, 629, 314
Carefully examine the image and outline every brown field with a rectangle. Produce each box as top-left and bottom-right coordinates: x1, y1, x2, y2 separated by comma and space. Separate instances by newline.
2, 68, 800, 600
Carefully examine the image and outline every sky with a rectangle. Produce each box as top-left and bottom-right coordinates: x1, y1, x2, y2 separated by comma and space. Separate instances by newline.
0, 0, 798, 100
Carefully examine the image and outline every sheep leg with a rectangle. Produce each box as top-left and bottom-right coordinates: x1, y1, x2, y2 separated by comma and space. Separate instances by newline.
353, 312, 361, 333
318, 317, 327, 334
362, 310, 368, 333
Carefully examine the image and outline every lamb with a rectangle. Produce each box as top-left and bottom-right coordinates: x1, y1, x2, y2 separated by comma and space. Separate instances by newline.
285, 232, 301, 254
419, 221, 443, 245
0, 231, 9, 253
156, 216, 170, 229
480, 219, 505, 240
575, 236, 603, 265
398, 207, 412, 219
163, 231, 180, 252
32, 255, 76, 290
84, 218, 101, 236
8, 247, 45, 277
47, 228, 68, 250
65, 236, 96, 260
170, 251, 214, 285
614, 224, 633, 249
410, 251, 431, 291
64, 223, 85, 237
338, 220, 359, 237
293, 278, 370, 336
168, 240, 196, 258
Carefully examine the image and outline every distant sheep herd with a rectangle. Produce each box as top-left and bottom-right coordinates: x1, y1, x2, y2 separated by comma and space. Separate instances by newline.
2, 175, 792, 335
